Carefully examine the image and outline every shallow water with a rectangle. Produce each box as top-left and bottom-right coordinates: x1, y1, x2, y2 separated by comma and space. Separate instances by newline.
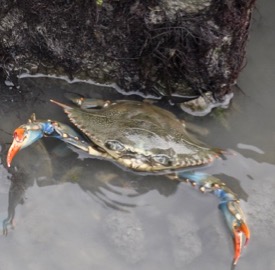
0, 1, 275, 269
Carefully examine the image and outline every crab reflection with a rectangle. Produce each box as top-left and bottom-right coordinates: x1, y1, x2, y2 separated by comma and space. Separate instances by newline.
2, 140, 179, 234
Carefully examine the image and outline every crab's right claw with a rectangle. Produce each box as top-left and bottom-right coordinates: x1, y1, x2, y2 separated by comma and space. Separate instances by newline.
219, 198, 250, 265
7, 124, 44, 167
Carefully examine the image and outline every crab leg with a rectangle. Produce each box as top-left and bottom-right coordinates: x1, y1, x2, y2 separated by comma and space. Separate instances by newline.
175, 171, 250, 265
7, 123, 44, 167
7, 115, 90, 167
64, 93, 110, 109
215, 188, 250, 265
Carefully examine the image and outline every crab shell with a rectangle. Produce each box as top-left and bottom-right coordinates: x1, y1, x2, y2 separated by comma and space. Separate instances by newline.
52, 100, 220, 173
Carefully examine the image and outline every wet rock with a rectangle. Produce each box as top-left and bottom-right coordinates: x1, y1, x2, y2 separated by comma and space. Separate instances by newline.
180, 91, 234, 116
0, 1, 256, 102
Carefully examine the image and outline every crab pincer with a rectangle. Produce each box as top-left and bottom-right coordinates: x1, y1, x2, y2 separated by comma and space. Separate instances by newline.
7, 123, 44, 167
7, 115, 89, 167
215, 189, 250, 265
176, 171, 250, 265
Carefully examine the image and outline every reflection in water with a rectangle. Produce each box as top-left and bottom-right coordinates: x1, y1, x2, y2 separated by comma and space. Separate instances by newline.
0, 83, 251, 270
1, 139, 179, 234
1, 140, 263, 269
3, 172, 28, 235
0, 73, 275, 269
0, 137, 248, 268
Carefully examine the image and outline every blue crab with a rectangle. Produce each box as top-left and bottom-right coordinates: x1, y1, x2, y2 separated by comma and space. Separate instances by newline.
7, 96, 250, 265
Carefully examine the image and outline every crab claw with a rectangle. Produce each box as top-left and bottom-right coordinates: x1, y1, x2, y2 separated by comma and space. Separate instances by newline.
173, 171, 250, 264
217, 191, 250, 265
7, 124, 44, 167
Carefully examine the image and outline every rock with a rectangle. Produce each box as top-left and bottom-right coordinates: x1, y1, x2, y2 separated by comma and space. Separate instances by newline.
0, 1, 256, 102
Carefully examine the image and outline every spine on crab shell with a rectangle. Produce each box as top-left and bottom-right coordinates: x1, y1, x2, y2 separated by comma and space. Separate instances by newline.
50, 99, 74, 111
210, 147, 229, 158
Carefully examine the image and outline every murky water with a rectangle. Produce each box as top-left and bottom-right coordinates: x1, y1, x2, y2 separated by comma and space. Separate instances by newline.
0, 1, 275, 269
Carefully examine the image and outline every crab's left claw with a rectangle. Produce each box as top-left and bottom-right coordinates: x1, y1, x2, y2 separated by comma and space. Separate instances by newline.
216, 189, 250, 265
7, 124, 44, 167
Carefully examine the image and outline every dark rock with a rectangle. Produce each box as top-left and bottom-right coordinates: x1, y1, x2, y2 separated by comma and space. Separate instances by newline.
0, 0, 256, 102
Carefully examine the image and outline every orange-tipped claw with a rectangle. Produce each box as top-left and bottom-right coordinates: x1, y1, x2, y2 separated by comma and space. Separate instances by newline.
233, 229, 242, 265
233, 222, 250, 265
217, 194, 250, 266
7, 128, 27, 167
240, 222, 250, 247
7, 124, 44, 167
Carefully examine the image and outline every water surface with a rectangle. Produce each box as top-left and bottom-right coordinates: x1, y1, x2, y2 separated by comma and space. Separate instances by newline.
0, 1, 275, 269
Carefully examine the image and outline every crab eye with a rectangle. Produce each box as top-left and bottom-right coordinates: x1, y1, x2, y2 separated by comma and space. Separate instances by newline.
105, 140, 125, 152
152, 154, 171, 166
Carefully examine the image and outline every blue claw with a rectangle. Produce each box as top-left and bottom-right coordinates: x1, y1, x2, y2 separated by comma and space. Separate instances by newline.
176, 171, 250, 265
7, 122, 44, 167
7, 116, 89, 167
177, 171, 224, 192
216, 189, 250, 265
7, 115, 63, 167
